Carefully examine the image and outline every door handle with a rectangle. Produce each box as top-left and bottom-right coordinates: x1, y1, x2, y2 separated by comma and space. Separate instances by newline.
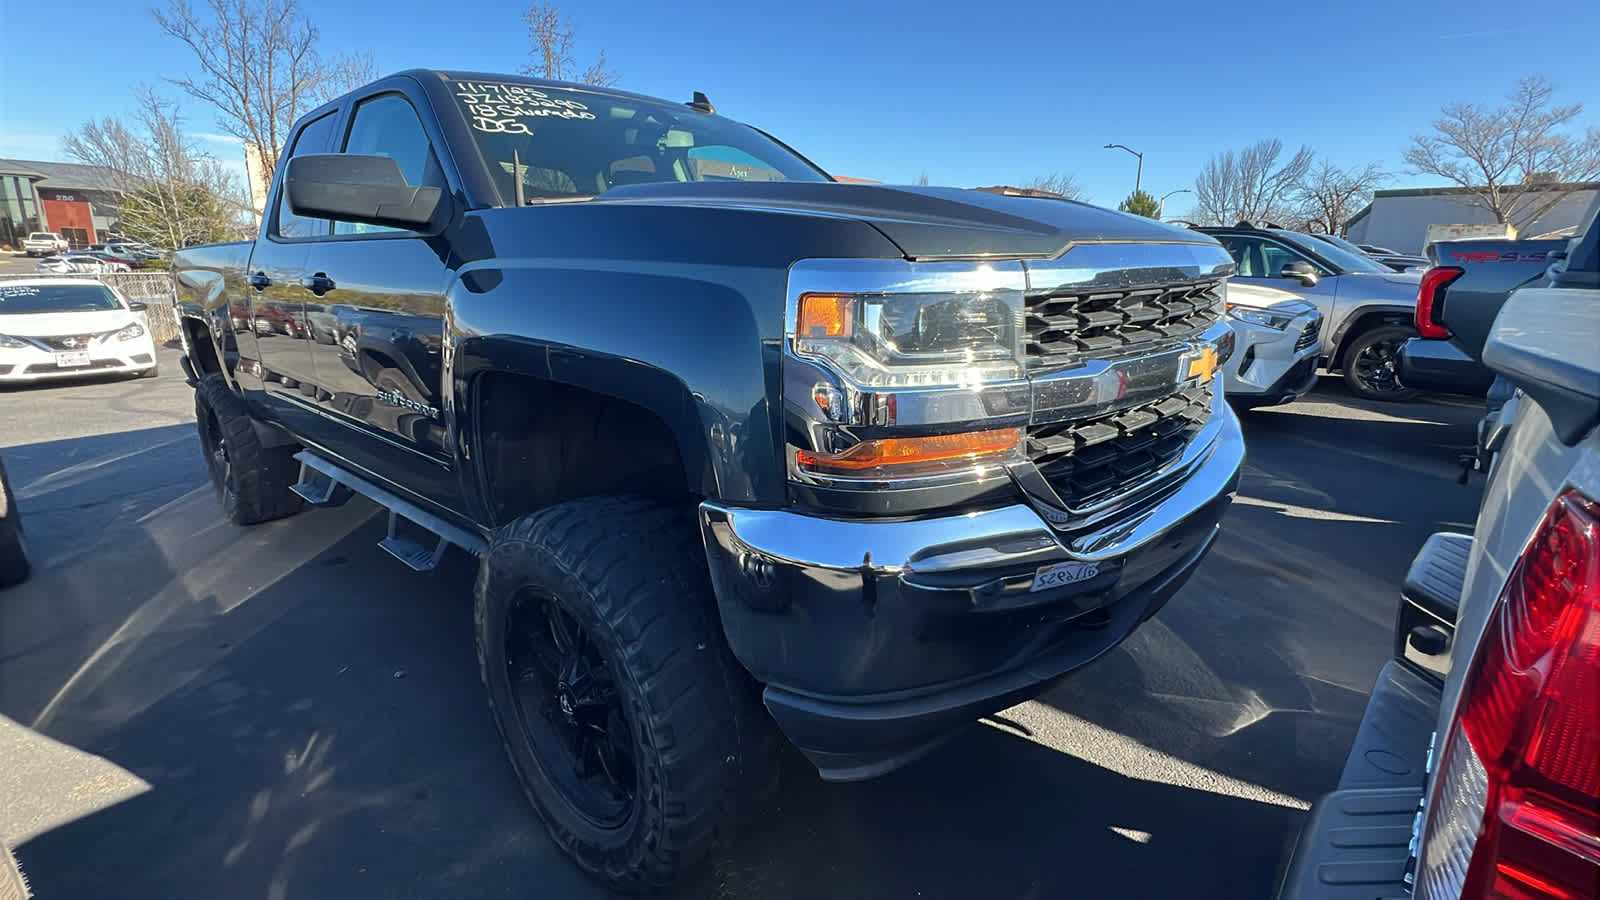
247, 271, 270, 291
301, 273, 336, 296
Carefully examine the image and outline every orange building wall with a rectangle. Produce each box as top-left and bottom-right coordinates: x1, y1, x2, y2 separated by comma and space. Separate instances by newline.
40, 194, 95, 243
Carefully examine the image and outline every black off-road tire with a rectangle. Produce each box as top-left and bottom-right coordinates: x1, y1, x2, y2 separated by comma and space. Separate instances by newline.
0, 465, 28, 589
475, 496, 779, 893
194, 374, 303, 525
1342, 324, 1419, 401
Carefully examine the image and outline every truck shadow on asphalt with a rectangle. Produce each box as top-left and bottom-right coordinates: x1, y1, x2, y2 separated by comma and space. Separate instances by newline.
0, 393, 1481, 899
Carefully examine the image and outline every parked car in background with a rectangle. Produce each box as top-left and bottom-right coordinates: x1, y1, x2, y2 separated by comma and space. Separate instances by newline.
34, 255, 101, 275
1276, 201, 1600, 900
0, 278, 159, 382
1197, 222, 1423, 400
1310, 232, 1429, 272
21, 232, 69, 257
85, 247, 144, 268
0, 457, 28, 588
68, 252, 131, 272
1399, 234, 1575, 397
1221, 282, 1322, 408
105, 242, 161, 262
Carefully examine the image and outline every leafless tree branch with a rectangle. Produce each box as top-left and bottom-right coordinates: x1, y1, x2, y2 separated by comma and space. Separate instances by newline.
63, 86, 252, 248
521, 3, 618, 86
151, 0, 377, 177
1021, 172, 1086, 202
1192, 139, 1314, 226
1295, 159, 1386, 234
1404, 76, 1600, 228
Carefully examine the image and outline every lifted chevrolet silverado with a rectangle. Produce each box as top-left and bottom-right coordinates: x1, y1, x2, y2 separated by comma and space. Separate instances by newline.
172, 70, 1243, 890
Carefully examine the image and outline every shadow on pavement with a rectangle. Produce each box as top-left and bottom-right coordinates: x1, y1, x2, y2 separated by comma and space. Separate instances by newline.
0, 389, 1485, 900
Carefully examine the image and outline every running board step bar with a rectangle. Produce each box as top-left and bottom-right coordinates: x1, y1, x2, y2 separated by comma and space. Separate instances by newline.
292, 451, 488, 570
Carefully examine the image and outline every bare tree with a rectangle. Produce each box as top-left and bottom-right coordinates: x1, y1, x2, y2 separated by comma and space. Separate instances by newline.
1021, 172, 1086, 201
915, 171, 930, 186
64, 87, 251, 249
521, 2, 618, 86
314, 50, 380, 104
1192, 139, 1314, 226
152, 0, 377, 177
1405, 76, 1600, 229
1295, 159, 1386, 234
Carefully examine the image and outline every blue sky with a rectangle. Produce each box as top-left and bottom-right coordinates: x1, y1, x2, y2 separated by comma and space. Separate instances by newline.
3, 0, 1598, 212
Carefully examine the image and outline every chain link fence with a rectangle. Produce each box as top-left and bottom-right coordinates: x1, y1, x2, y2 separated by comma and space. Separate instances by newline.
0, 272, 180, 344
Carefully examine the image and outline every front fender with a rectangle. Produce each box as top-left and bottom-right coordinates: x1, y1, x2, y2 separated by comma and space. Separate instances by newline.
1329, 302, 1414, 352
173, 266, 237, 391
447, 262, 785, 516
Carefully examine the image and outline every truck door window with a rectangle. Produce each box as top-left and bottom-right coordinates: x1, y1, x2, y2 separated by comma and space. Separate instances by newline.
334, 93, 443, 236
275, 111, 340, 239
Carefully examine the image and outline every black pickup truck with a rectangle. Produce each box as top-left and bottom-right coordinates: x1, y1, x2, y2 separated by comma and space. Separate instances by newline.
172, 69, 1243, 890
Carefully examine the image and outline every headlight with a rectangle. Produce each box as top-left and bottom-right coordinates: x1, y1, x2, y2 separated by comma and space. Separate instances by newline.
115, 322, 146, 341
1226, 304, 1297, 330
794, 289, 1024, 387
0, 334, 27, 349
785, 262, 1031, 496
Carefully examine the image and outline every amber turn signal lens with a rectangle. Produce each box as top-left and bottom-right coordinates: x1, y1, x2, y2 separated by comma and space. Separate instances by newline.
795, 428, 1021, 476
798, 293, 854, 339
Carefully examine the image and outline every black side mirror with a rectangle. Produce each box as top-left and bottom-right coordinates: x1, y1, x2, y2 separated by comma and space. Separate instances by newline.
286, 154, 447, 232
127, 301, 148, 312
1280, 260, 1320, 287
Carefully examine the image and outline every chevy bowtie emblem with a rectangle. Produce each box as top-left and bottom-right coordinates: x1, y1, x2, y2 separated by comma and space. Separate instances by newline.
62, 337, 79, 348
1186, 347, 1219, 383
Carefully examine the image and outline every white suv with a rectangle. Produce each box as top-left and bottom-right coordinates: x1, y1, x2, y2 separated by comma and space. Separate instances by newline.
21, 233, 69, 257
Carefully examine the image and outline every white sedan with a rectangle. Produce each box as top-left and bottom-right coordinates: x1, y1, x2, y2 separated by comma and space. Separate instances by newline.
0, 279, 159, 382
1221, 282, 1324, 408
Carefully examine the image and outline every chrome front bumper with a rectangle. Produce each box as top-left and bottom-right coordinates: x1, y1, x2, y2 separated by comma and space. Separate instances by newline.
699, 399, 1243, 779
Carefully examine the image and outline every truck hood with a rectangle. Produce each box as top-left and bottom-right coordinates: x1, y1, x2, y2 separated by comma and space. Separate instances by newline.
0, 309, 140, 337
593, 182, 1214, 260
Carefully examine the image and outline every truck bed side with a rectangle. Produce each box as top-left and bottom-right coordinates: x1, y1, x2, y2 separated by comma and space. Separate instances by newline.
1426, 238, 1565, 363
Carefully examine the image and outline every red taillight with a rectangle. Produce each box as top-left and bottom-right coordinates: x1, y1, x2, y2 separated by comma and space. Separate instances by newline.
1416, 266, 1464, 340
1415, 490, 1600, 900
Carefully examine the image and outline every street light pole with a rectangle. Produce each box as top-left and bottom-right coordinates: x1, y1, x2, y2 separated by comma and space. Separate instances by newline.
1104, 143, 1143, 195
1157, 188, 1192, 220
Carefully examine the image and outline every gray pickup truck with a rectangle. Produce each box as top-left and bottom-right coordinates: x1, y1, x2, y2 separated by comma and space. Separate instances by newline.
1399, 233, 1579, 397
1277, 202, 1600, 899
172, 69, 1244, 890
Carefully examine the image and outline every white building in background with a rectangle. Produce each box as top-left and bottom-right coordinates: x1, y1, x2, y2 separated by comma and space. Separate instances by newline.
1344, 182, 1600, 254
244, 142, 270, 221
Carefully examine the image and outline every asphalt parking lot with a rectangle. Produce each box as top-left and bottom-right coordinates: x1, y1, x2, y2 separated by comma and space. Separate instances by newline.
0, 354, 1485, 899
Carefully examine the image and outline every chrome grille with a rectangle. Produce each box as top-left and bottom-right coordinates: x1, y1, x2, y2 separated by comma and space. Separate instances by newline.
1294, 319, 1320, 353
1024, 279, 1223, 368
1026, 384, 1213, 509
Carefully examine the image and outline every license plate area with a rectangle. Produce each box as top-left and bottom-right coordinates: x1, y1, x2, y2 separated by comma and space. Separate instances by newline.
54, 351, 91, 368
1031, 559, 1106, 592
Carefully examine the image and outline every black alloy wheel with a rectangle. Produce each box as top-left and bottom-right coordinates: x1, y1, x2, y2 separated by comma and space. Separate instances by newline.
1344, 325, 1418, 401
504, 588, 637, 828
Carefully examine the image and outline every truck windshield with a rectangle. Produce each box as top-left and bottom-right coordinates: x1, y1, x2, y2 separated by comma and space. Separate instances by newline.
0, 283, 123, 314
451, 79, 831, 204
